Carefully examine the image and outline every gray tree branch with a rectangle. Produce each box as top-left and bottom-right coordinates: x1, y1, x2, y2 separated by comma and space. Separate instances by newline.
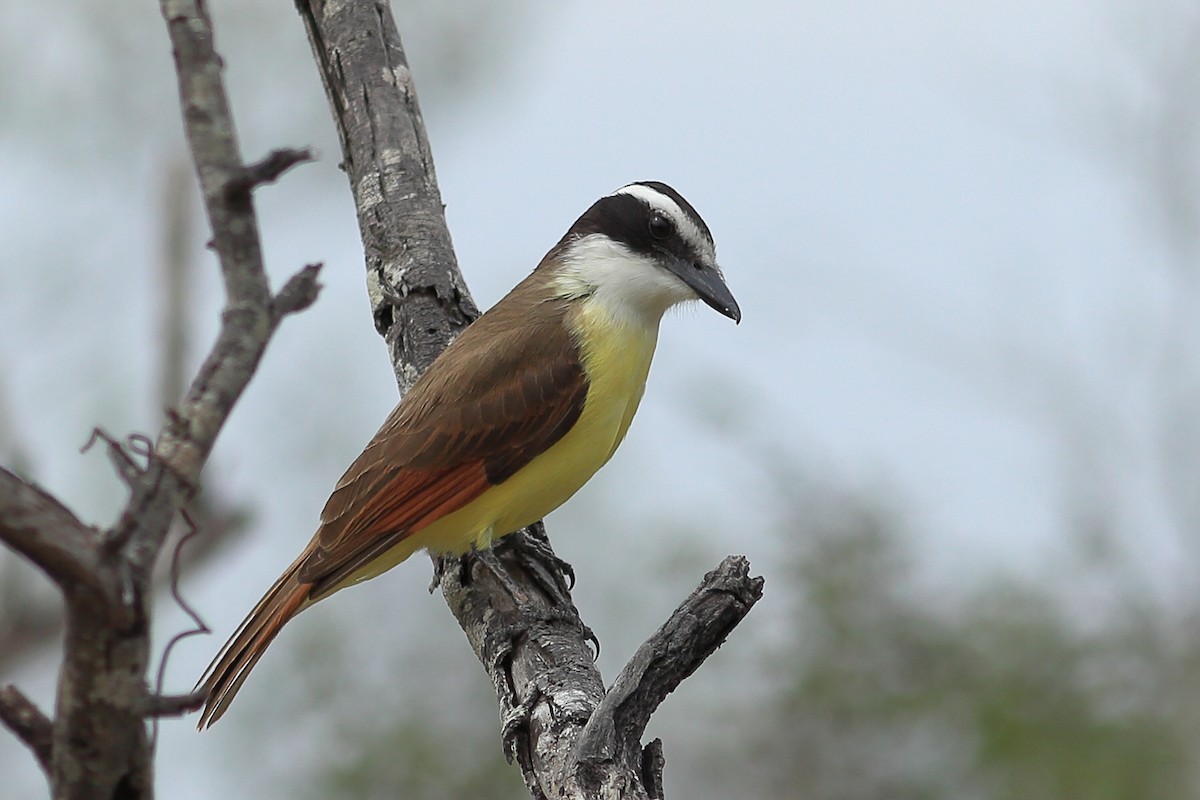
0, 468, 110, 604
575, 557, 764, 770
0, 684, 53, 773
0, 0, 320, 796
0, 155, 254, 672
294, 2, 763, 798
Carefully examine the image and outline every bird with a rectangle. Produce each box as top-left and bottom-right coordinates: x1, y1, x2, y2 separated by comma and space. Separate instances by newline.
196, 180, 740, 727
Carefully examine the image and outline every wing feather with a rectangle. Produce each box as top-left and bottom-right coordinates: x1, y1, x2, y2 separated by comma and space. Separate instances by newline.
294, 289, 587, 591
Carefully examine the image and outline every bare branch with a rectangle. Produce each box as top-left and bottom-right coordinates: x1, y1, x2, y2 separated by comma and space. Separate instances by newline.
138, 691, 207, 718
159, 156, 195, 414
6, 3, 321, 795
224, 147, 316, 200
0, 685, 53, 773
80, 428, 150, 493
150, 0, 277, 501
109, 0, 318, 568
297, 4, 764, 799
295, 0, 478, 388
0, 467, 107, 599
575, 556, 764, 768
295, 5, 611, 795
271, 262, 324, 321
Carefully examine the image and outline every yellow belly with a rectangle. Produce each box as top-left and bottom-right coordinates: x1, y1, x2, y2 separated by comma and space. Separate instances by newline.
348, 303, 659, 581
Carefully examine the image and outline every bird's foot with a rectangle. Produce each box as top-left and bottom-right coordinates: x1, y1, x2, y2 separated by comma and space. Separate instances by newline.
430, 523, 576, 603
431, 529, 598, 657
428, 550, 476, 593
481, 531, 599, 658
493, 522, 576, 604
500, 681, 542, 767
481, 601, 599, 669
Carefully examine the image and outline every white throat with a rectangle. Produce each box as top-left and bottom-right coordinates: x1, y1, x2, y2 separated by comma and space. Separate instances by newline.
552, 234, 697, 327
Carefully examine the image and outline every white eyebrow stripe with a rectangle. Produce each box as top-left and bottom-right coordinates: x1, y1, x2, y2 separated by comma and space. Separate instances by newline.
612, 183, 715, 263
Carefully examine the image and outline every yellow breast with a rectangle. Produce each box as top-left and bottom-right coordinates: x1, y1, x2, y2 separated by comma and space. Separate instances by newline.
411, 300, 660, 556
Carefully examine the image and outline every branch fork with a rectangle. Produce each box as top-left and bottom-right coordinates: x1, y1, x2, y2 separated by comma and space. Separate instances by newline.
296, 1, 765, 796
0, 2, 763, 798
0, 1, 321, 796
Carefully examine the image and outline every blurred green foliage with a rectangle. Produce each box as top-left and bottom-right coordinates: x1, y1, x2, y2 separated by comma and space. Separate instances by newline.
289, 477, 1200, 800
733, 483, 1197, 800
313, 717, 526, 800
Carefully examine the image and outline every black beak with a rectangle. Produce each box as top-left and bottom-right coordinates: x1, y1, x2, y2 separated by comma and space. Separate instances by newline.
667, 256, 741, 323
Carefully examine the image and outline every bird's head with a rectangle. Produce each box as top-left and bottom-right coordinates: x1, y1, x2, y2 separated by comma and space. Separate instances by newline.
548, 181, 741, 324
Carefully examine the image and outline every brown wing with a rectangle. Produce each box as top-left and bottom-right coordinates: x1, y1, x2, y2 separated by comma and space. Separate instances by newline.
295, 289, 587, 596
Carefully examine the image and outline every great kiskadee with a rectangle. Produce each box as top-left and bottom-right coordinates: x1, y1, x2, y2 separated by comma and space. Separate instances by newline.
196, 181, 740, 727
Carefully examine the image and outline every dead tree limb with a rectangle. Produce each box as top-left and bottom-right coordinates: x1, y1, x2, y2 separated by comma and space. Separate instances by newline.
0, 469, 110, 602
0, 685, 54, 773
294, 2, 763, 797
0, 157, 253, 675
0, 0, 319, 796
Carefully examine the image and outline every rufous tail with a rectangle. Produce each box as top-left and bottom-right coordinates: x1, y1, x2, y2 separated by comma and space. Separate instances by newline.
196, 558, 312, 728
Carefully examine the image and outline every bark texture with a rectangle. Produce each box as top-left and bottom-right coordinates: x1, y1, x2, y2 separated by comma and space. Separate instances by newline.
0, 1, 763, 797
0, 1, 319, 797
294, 2, 764, 798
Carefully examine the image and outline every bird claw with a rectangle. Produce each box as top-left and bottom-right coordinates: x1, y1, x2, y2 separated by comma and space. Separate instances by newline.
428, 551, 473, 593
500, 682, 542, 765
494, 523, 576, 604
430, 523, 576, 603
480, 614, 536, 766
480, 529, 598, 656
473, 545, 524, 596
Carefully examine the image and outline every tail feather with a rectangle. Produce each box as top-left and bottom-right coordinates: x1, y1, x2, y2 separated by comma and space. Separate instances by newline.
196, 558, 312, 729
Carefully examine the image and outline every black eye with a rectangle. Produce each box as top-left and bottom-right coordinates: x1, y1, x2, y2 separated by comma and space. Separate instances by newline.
648, 213, 674, 240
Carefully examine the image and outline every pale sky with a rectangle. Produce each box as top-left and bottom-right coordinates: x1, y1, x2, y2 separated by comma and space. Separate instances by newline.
2, 0, 1194, 796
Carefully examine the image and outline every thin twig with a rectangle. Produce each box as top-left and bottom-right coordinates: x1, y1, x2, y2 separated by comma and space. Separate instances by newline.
80, 428, 148, 490
151, 509, 211, 746
140, 691, 208, 719
223, 147, 315, 199
0, 467, 107, 598
271, 262, 324, 321
0, 685, 53, 773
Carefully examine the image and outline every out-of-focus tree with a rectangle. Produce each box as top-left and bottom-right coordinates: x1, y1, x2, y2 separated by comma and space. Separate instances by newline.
690, 11, 1200, 789
0, 0, 529, 670
293, 643, 528, 800
674, 11, 1200, 785
0, 0, 530, 790
735, 478, 1193, 800
302, 439, 1200, 799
